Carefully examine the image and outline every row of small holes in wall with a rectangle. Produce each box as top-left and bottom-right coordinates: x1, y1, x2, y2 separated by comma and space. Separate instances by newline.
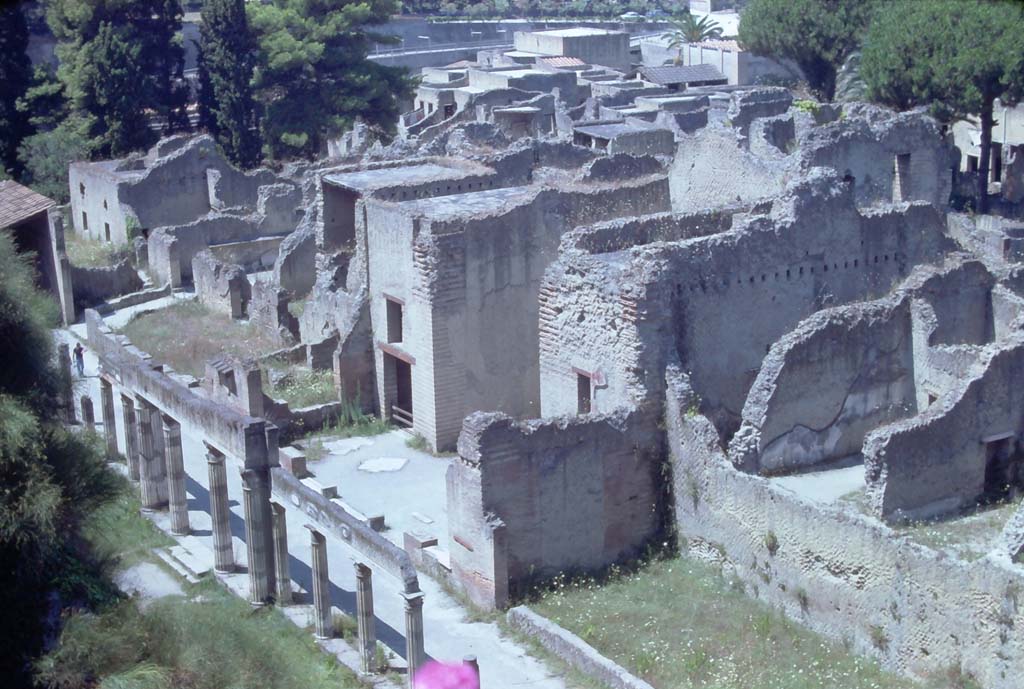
383, 179, 496, 202
78, 184, 109, 210
673, 254, 903, 296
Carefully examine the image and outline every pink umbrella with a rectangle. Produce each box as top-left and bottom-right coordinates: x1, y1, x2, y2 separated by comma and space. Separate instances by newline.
413, 660, 480, 689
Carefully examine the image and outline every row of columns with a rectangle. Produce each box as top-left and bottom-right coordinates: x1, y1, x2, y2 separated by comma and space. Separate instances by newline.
96, 374, 467, 687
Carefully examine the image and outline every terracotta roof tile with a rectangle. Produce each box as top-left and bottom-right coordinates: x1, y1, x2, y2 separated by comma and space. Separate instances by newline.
0, 180, 55, 229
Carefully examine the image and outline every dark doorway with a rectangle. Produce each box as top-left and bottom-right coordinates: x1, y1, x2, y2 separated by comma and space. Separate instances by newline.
322, 183, 358, 250
983, 436, 1022, 502
577, 372, 592, 415
385, 352, 413, 428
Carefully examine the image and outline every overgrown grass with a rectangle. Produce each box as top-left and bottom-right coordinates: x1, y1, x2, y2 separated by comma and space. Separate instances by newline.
119, 301, 280, 377
36, 580, 366, 689
895, 495, 1022, 561
265, 365, 337, 409
530, 555, 935, 689
65, 231, 131, 269
82, 474, 174, 568
299, 396, 391, 461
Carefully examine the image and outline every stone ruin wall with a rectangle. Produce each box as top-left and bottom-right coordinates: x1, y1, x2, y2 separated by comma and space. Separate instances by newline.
665, 364, 1024, 689
447, 407, 664, 610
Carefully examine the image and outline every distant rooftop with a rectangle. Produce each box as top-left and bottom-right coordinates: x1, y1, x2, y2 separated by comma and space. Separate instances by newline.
535, 27, 625, 38
0, 180, 55, 228
539, 56, 587, 69
398, 185, 538, 226
640, 64, 727, 86
323, 161, 489, 192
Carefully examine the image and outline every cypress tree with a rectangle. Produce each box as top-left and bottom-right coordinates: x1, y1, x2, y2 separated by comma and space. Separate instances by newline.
0, 3, 33, 176
199, 0, 262, 168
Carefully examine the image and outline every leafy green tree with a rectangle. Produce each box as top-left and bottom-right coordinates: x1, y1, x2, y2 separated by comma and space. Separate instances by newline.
739, 0, 878, 100
0, 3, 33, 177
0, 229, 118, 688
661, 11, 724, 64
199, 0, 262, 168
861, 0, 1024, 214
248, 0, 415, 160
47, 0, 188, 156
18, 119, 92, 203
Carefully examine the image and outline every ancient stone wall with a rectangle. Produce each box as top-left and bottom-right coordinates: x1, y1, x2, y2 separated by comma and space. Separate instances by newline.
665, 364, 1024, 689
69, 259, 144, 310
448, 408, 663, 609
192, 251, 251, 319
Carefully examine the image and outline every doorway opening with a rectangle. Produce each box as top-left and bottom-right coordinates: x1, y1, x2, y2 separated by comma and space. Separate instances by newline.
983, 435, 1022, 502
384, 352, 413, 428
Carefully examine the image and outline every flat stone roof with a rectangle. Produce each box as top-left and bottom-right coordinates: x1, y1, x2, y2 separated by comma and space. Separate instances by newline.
323, 162, 486, 192
398, 186, 538, 226
574, 122, 648, 139
535, 28, 624, 38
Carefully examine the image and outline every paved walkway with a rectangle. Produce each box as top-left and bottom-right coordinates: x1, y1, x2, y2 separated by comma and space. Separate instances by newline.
60, 327, 568, 688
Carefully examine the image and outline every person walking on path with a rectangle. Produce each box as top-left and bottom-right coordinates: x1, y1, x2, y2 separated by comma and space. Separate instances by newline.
73, 343, 85, 377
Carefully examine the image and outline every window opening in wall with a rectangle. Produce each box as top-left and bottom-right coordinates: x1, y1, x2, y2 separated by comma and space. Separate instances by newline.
104, 222, 110, 241
967, 155, 979, 173
82, 211, 88, 231
219, 370, 237, 395
79, 183, 85, 197
992, 143, 1003, 183
893, 152, 911, 202
577, 372, 592, 415
927, 393, 937, 406
386, 297, 403, 343
103, 199, 108, 210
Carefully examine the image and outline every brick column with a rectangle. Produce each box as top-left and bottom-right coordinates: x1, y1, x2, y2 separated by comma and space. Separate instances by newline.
206, 443, 235, 572
161, 415, 190, 535
80, 395, 95, 432
121, 395, 140, 481
135, 398, 166, 511
241, 469, 272, 606
402, 591, 426, 686
306, 525, 333, 639
100, 378, 118, 458
271, 501, 292, 605
355, 562, 377, 673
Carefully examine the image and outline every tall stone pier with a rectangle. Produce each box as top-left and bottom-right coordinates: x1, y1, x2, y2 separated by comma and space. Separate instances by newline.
307, 525, 333, 639
241, 469, 274, 606
80, 395, 95, 432
402, 591, 426, 687
355, 562, 377, 673
100, 377, 118, 458
271, 501, 292, 605
135, 398, 167, 511
121, 395, 140, 480
206, 443, 235, 572
161, 415, 190, 535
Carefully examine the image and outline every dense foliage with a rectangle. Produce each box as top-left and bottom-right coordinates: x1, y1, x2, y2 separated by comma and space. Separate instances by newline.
199, 0, 262, 168
861, 0, 1024, 213
47, 0, 188, 156
0, 3, 33, 177
248, 0, 414, 159
0, 230, 119, 687
738, 0, 878, 100
660, 11, 724, 63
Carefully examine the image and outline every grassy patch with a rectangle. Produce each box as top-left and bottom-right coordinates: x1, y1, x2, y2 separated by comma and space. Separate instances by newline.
298, 396, 391, 461
265, 365, 337, 409
36, 579, 365, 689
530, 556, 929, 689
65, 231, 131, 269
82, 474, 174, 569
895, 495, 1021, 561
119, 301, 280, 377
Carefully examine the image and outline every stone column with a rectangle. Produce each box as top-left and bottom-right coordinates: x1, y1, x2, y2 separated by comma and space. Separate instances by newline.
306, 525, 332, 639
100, 378, 118, 458
135, 398, 164, 511
58, 343, 74, 422
402, 591, 426, 686
464, 655, 479, 684
355, 563, 377, 673
161, 415, 190, 535
206, 444, 235, 572
121, 395, 139, 481
271, 502, 292, 605
80, 395, 95, 432
241, 469, 272, 606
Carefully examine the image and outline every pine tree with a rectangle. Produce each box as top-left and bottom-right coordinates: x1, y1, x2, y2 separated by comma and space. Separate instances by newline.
199, 0, 262, 168
249, 0, 415, 160
0, 3, 33, 176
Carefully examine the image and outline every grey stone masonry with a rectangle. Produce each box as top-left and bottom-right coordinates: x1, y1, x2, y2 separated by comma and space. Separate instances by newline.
354, 562, 377, 673
80, 395, 95, 432
136, 398, 168, 511
59, 344, 74, 422
161, 415, 190, 535
121, 395, 140, 481
307, 525, 333, 639
100, 378, 118, 458
271, 501, 292, 605
241, 469, 273, 606
206, 443, 235, 572
402, 591, 426, 688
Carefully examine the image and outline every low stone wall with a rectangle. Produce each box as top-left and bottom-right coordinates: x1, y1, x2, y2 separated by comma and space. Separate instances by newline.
70, 259, 144, 309
447, 407, 664, 609
665, 364, 1024, 688
270, 467, 420, 593
507, 606, 655, 689
92, 284, 172, 315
